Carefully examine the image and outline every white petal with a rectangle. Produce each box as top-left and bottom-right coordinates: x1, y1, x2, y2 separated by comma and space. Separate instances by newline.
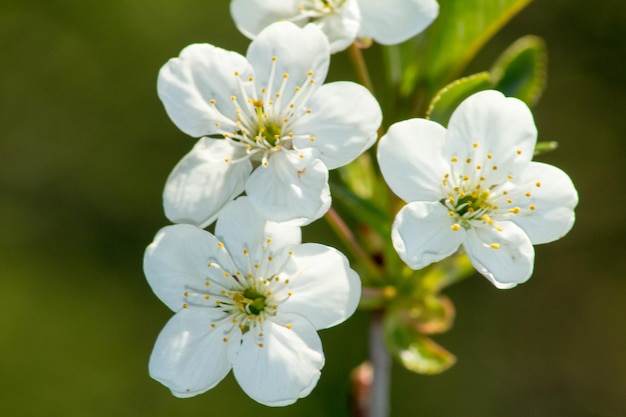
144, 224, 222, 311
246, 22, 330, 106
163, 138, 252, 228
463, 222, 535, 288
445, 90, 537, 185
509, 161, 578, 244
214, 197, 301, 268
377, 118, 448, 202
277, 243, 361, 330
246, 149, 331, 225
292, 81, 382, 169
392, 201, 465, 269
357, 0, 439, 44
149, 308, 240, 398
158, 43, 255, 137
230, 0, 301, 40
233, 314, 324, 406
313, 0, 361, 53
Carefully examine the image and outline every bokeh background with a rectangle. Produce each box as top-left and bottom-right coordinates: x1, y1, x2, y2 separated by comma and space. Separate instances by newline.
1, 0, 624, 416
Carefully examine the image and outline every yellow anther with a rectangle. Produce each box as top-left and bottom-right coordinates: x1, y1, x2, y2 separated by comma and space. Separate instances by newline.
230, 96, 236, 101
507, 199, 513, 204
466, 158, 472, 163
496, 226, 503, 232
210, 99, 216, 104
517, 149, 523, 155
307, 71, 313, 76
451, 224, 461, 231
492, 165, 498, 170
184, 291, 189, 297
283, 73, 289, 79
205, 281, 211, 286
299, 154, 305, 159
508, 175, 514, 180
258, 343, 264, 348
487, 153, 493, 159
473, 143, 479, 148
286, 324, 293, 329
309, 136, 315, 142
451, 157, 458, 163
525, 192, 531, 197
272, 56, 277, 62
234, 71, 239, 76
210, 323, 216, 328
463, 175, 469, 181
536, 182, 541, 187
204, 295, 210, 300
449, 211, 455, 217
490, 243, 501, 249
268, 256, 273, 261
248, 76, 254, 82
509, 207, 521, 214
476, 164, 482, 170
529, 204, 536, 211
218, 242, 224, 248
223, 337, 229, 342
182, 303, 188, 309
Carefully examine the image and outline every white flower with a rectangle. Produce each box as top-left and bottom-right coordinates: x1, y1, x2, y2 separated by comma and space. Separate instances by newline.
230, 0, 439, 53
144, 197, 361, 406
377, 90, 578, 289
159, 21, 381, 226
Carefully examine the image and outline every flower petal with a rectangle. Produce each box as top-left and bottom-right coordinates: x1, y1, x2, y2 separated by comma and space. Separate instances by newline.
214, 197, 301, 269
312, 0, 361, 53
277, 243, 361, 330
149, 308, 240, 398
463, 221, 535, 288
163, 138, 252, 228
292, 81, 382, 169
246, 22, 330, 106
392, 201, 465, 269
233, 314, 324, 406
357, 0, 439, 44
246, 149, 331, 225
230, 0, 301, 40
445, 90, 537, 186
509, 161, 578, 244
144, 224, 224, 311
377, 118, 448, 202
158, 43, 255, 137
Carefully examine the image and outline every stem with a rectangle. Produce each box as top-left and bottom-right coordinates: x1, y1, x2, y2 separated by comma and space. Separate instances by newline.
324, 208, 383, 281
369, 310, 391, 417
348, 43, 375, 94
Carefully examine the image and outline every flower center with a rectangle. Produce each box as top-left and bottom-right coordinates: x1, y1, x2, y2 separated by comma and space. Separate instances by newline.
239, 287, 267, 315
209, 57, 318, 167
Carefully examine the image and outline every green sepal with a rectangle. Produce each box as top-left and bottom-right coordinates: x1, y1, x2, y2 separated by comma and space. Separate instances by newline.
426, 72, 493, 127
384, 306, 456, 375
491, 35, 547, 107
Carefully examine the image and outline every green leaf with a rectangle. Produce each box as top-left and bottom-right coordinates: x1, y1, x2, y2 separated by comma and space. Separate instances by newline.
391, 0, 533, 107
491, 35, 547, 106
384, 308, 456, 375
426, 72, 492, 126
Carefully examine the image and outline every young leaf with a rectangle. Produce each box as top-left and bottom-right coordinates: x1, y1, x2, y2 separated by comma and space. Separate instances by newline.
391, 0, 533, 105
426, 72, 492, 126
491, 35, 547, 106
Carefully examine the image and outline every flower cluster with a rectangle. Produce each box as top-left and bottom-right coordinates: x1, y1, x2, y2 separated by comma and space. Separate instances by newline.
144, 0, 578, 409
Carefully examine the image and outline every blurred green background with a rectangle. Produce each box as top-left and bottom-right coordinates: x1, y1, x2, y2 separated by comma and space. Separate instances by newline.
1, 0, 624, 416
